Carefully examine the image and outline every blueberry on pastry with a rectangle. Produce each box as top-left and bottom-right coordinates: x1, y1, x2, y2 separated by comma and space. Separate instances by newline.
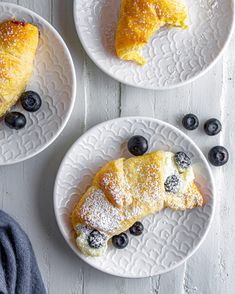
174, 152, 191, 173
0, 20, 39, 118
71, 150, 203, 257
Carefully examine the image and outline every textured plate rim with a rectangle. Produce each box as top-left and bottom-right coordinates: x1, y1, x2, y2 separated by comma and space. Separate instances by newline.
73, 0, 235, 90
0, 2, 77, 166
53, 116, 216, 278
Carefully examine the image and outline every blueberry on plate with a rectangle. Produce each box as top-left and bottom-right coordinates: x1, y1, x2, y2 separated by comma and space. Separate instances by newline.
112, 233, 129, 249
4, 112, 26, 130
88, 230, 106, 249
128, 135, 148, 156
174, 152, 191, 173
208, 146, 229, 167
204, 118, 222, 136
20, 91, 42, 112
164, 175, 180, 193
129, 221, 144, 236
182, 114, 199, 130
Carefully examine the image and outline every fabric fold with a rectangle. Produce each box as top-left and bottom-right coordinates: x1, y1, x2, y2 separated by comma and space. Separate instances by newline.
0, 210, 46, 294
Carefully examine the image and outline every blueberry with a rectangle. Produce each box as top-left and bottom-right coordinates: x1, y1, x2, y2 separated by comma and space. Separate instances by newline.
204, 118, 222, 136
87, 230, 106, 249
112, 233, 129, 249
164, 175, 180, 193
182, 114, 199, 130
174, 152, 191, 173
4, 112, 26, 130
129, 221, 144, 236
128, 135, 148, 156
208, 146, 229, 167
20, 91, 42, 112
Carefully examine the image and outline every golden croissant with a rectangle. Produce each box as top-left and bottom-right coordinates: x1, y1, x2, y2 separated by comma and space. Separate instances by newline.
71, 151, 203, 257
0, 20, 39, 118
115, 0, 188, 65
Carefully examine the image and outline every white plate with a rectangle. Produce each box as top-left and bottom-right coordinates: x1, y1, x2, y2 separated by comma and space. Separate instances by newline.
74, 0, 234, 90
0, 3, 76, 165
54, 117, 215, 278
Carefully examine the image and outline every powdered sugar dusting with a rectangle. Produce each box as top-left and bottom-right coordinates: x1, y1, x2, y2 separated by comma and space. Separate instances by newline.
124, 206, 143, 220
128, 163, 162, 207
102, 173, 125, 207
77, 159, 164, 236
102, 172, 132, 207
80, 189, 124, 233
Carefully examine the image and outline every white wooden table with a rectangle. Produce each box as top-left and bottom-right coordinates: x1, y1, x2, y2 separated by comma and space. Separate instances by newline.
1, 0, 235, 293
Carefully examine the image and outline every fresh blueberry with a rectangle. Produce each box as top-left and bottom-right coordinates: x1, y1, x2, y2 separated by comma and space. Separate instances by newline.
182, 114, 199, 130
204, 118, 222, 136
208, 146, 229, 167
87, 230, 106, 249
129, 221, 144, 236
128, 135, 148, 156
112, 233, 129, 249
4, 112, 26, 130
20, 91, 42, 112
164, 175, 180, 193
174, 152, 191, 173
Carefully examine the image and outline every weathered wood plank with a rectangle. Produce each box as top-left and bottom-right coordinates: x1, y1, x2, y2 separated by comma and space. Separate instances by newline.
83, 58, 120, 130
19, 0, 51, 22
217, 35, 235, 294
0, 0, 17, 3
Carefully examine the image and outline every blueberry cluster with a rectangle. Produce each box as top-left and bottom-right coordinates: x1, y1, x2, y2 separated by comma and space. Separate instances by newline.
112, 222, 145, 249
4, 91, 42, 130
182, 114, 228, 166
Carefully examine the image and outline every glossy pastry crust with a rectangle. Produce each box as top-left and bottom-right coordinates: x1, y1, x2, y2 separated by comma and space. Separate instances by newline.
0, 20, 39, 118
115, 0, 188, 65
71, 151, 203, 256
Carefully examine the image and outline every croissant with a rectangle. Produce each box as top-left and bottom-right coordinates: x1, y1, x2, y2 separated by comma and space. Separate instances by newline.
115, 0, 188, 65
0, 20, 39, 118
71, 151, 203, 256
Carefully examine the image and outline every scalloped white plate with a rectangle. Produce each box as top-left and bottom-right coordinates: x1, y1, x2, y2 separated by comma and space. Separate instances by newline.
0, 3, 76, 165
54, 117, 215, 278
74, 0, 234, 89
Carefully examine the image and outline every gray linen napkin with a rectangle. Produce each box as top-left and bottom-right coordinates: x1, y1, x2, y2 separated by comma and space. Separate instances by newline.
0, 210, 46, 294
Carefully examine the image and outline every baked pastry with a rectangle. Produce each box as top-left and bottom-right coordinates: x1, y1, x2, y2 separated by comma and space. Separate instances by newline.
0, 20, 39, 118
115, 0, 188, 65
71, 150, 203, 257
